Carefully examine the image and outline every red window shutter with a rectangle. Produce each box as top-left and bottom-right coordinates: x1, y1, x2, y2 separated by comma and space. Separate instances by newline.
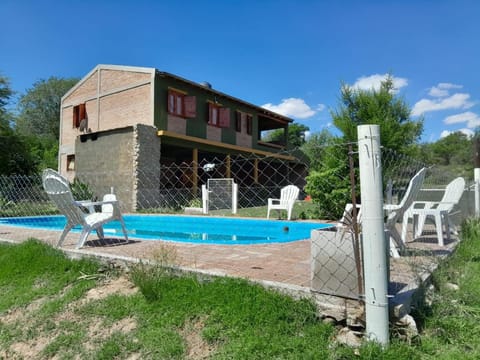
219, 107, 230, 128
79, 103, 86, 120
184, 96, 196, 118
73, 106, 79, 128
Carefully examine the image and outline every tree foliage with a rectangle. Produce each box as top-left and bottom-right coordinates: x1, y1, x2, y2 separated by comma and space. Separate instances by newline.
300, 129, 334, 171
15, 76, 78, 140
305, 76, 424, 218
264, 122, 310, 149
332, 76, 423, 154
420, 131, 474, 179
0, 75, 35, 174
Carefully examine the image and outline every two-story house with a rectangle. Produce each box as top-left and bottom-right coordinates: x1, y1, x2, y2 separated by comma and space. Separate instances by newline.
59, 64, 301, 210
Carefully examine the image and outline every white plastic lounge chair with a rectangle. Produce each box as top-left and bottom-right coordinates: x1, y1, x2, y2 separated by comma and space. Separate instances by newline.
384, 167, 426, 257
401, 177, 465, 246
267, 185, 300, 221
337, 203, 362, 232
42, 169, 128, 249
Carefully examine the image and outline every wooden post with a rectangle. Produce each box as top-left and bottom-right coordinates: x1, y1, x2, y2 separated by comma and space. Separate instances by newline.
192, 148, 198, 196
226, 154, 231, 178
254, 158, 259, 184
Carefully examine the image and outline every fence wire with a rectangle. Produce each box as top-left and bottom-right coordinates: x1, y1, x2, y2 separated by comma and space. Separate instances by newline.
0, 144, 475, 312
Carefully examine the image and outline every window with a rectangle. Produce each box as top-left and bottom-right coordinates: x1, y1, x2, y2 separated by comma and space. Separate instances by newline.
66, 154, 75, 171
246, 114, 253, 135
168, 89, 196, 118
208, 103, 230, 128
73, 103, 86, 128
209, 103, 219, 126
235, 111, 242, 132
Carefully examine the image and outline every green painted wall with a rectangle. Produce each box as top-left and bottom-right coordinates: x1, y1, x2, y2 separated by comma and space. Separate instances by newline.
153, 72, 285, 153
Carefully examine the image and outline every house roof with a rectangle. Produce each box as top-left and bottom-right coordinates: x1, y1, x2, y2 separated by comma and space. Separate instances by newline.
62, 64, 293, 123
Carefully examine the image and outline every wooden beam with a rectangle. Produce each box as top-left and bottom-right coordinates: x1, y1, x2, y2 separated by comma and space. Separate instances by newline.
192, 148, 198, 195
157, 130, 296, 161
226, 154, 231, 178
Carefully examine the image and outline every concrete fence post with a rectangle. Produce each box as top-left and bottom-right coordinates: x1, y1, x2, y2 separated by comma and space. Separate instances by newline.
474, 137, 480, 217
357, 124, 389, 345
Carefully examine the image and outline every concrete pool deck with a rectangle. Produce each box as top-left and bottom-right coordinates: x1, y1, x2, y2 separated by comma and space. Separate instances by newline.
0, 222, 458, 320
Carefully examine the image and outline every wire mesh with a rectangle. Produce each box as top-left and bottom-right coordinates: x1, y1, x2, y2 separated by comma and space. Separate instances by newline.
0, 144, 474, 310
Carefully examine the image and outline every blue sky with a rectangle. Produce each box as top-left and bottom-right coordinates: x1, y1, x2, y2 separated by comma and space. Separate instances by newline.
1, 0, 479, 142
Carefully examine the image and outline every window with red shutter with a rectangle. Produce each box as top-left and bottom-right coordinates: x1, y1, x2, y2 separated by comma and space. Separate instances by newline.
168, 92, 175, 113
168, 90, 196, 119
72, 103, 86, 128
209, 103, 219, 126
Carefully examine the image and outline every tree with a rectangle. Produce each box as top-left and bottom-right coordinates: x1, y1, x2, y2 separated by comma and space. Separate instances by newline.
264, 122, 310, 148
0, 74, 35, 174
428, 132, 472, 166
305, 76, 424, 219
420, 131, 473, 179
15, 76, 78, 140
14, 76, 78, 171
332, 76, 423, 154
300, 129, 333, 171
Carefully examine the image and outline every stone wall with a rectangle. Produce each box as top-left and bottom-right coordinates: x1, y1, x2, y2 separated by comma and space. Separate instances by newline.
133, 124, 161, 211
75, 124, 161, 212
75, 127, 136, 212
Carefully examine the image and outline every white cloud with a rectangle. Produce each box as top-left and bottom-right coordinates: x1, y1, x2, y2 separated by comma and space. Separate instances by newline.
262, 98, 316, 119
440, 128, 474, 138
444, 111, 480, 128
412, 93, 474, 116
428, 83, 463, 97
351, 73, 408, 92
316, 103, 326, 112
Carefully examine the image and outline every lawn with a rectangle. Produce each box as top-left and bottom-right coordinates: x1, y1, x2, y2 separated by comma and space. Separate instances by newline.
1, 219, 480, 358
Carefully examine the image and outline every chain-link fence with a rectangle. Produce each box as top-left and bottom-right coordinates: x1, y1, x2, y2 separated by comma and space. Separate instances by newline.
0, 144, 475, 315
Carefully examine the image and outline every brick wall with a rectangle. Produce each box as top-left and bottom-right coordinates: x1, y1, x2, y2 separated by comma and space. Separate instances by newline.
60, 67, 154, 176
100, 69, 151, 93
98, 84, 152, 131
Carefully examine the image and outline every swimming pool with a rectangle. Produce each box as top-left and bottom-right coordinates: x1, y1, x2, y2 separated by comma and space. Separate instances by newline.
0, 215, 332, 245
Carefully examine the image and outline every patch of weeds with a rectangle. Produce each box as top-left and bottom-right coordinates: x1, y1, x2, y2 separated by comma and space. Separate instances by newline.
41, 328, 87, 358
94, 332, 141, 360
136, 327, 185, 359
130, 243, 179, 302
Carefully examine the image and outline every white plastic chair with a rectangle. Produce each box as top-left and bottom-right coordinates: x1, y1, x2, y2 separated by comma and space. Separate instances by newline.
42, 169, 128, 249
402, 177, 465, 246
267, 185, 300, 221
384, 167, 427, 257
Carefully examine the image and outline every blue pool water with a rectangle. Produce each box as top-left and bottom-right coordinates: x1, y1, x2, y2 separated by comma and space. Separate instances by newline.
0, 215, 332, 245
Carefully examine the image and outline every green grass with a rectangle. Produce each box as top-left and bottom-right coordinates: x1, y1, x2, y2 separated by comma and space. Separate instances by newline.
2, 222, 480, 358
210, 200, 322, 220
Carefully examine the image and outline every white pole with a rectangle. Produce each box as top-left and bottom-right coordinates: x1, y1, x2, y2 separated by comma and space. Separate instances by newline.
232, 182, 238, 214
475, 169, 480, 217
358, 125, 389, 345
474, 138, 480, 217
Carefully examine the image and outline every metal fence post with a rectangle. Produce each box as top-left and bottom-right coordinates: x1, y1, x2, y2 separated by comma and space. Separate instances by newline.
357, 125, 389, 345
